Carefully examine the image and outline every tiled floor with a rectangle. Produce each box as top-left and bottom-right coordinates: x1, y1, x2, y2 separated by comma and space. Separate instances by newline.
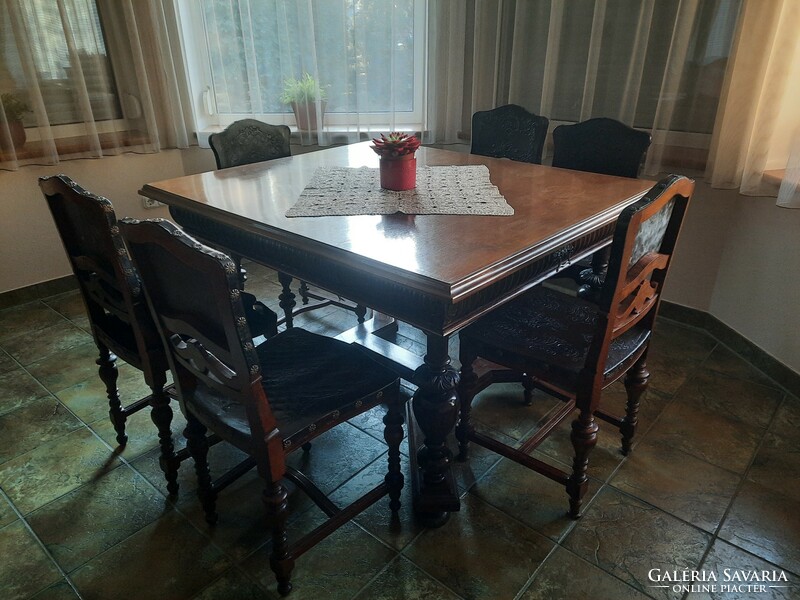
1, 265, 798, 600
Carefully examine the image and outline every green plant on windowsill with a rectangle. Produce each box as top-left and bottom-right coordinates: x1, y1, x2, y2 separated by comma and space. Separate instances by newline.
1, 92, 31, 123
280, 73, 327, 105
281, 73, 327, 132
1, 92, 31, 151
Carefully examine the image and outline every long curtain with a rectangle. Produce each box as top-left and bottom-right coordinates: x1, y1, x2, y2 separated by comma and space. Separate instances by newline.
0, 0, 191, 171
777, 135, 800, 209
427, 0, 741, 176
706, 0, 800, 204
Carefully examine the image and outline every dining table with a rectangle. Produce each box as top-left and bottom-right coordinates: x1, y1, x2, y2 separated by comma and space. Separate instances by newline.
139, 140, 653, 526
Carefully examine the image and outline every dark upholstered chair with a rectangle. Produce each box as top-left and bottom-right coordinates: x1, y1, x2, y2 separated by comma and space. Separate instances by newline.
552, 117, 651, 178
209, 119, 291, 169
456, 175, 693, 518
40, 176, 277, 496
204, 119, 366, 327
552, 118, 652, 298
120, 218, 404, 597
204, 119, 292, 291
471, 104, 549, 164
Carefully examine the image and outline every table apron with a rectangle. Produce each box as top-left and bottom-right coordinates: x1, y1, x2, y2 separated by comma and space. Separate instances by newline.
170, 207, 613, 336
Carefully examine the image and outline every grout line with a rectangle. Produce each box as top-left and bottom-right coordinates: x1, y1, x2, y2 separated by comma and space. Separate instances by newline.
0, 486, 85, 599
2, 290, 795, 598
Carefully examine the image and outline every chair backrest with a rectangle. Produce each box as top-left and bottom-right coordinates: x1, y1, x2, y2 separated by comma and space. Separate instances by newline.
120, 219, 280, 459
471, 104, 549, 164
38, 175, 163, 375
552, 117, 651, 178
209, 119, 291, 169
584, 175, 693, 384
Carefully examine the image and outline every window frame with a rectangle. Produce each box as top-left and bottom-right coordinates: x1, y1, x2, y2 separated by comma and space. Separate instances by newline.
175, 0, 427, 146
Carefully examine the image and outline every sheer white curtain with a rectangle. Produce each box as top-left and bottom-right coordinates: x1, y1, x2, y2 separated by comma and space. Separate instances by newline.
192, 0, 423, 146
706, 0, 800, 205
0, 0, 191, 171
777, 135, 800, 209
426, 0, 741, 176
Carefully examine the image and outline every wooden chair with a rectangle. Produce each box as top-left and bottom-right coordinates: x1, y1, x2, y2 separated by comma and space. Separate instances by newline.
552, 118, 653, 298
205, 118, 367, 327
471, 104, 549, 164
120, 218, 405, 596
39, 175, 179, 493
456, 175, 693, 517
39, 175, 277, 495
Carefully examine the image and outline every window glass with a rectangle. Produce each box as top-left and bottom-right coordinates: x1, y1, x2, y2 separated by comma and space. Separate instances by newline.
200, 0, 416, 116
4, 0, 121, 126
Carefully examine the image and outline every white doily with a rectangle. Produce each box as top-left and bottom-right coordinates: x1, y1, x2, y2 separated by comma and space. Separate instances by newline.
286, 165, 514, 217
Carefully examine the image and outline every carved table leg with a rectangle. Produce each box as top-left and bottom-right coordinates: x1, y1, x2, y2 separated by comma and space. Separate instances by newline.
411, 334, 460, 527
578, 246, 611, 301
278, 272, 296, 329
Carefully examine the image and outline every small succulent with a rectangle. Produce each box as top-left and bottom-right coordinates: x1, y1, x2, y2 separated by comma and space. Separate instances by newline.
0, 92, 31, 122
371, 132, 421, 158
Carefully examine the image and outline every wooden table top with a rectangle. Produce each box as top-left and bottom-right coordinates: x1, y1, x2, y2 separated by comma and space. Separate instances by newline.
141, 142, 653, 302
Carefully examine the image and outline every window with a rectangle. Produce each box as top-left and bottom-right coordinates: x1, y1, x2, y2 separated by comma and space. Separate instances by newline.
15, 0, 121, 126
177, 0, 426, 137
0, 0, 165, 166
1, 0, 123, 132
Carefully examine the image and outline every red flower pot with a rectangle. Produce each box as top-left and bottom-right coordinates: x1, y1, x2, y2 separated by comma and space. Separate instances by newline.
380, 154, 416, 191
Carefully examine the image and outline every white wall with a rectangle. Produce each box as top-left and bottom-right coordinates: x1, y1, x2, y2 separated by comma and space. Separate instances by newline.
0, 148, 215, 291
662, 179, 800, 374
1, 148, 797, 374
707, 193, 800, 373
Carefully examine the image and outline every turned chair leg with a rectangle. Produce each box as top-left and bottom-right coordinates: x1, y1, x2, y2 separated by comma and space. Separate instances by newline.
150, 381, 179, 495
383, 399, 405, 512
232, 254, 247, 289
566, 408, 598, 518
621, 354, 650, 455
278, 272, 296, 329
185, 414, 216, 524
264, 480, 293, 597
355, 304, 368, 324
97, 346, 126, 446
299, 280, 310, 305
523, 374, 535, 406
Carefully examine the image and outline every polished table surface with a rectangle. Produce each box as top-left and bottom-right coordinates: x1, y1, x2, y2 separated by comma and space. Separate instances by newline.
140, 141, 653, 524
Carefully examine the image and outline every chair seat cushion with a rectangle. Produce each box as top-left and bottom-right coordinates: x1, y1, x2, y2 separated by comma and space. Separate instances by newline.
191, 327, 398, 452
461, 286, 650, 391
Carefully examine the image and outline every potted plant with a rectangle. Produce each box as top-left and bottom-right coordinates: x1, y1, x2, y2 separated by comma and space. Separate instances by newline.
281, 73, 327, 131
1, 92, 31, 151
371, 132, 421, 191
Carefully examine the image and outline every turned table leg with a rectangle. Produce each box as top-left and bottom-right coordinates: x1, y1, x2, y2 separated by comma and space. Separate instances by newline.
410, 334, 461, 527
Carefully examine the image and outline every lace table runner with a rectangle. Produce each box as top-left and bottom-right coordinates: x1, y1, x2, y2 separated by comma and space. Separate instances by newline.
286, 165, 514, 217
